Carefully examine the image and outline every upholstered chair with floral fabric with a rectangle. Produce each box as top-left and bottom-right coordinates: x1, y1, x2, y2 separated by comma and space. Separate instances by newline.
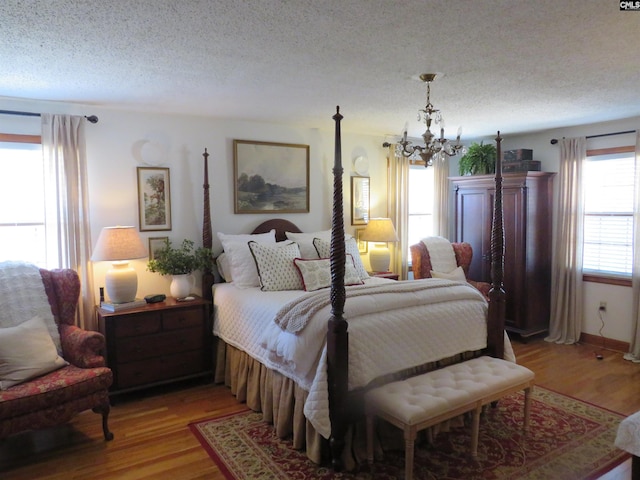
0, 267, 113, 441
410, 241, 491, 300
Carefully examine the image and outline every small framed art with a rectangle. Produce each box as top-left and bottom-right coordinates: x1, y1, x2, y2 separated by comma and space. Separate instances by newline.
233, 140, 309, 214
355, 228, 368, 254
148, 237, 168, 261
137, 167, 171, 231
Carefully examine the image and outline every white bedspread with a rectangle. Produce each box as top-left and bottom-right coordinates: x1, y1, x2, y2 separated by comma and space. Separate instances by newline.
213, 277, 512, 439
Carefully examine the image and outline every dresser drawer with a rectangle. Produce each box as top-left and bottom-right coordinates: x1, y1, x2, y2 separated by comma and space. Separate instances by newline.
116, 350, 204, 388
163, 307, 203, 330
115, 327, 202, 363
113, 313, 161, 338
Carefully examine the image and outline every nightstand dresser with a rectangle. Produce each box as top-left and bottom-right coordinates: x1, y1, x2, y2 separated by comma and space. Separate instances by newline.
369, 272, 399, 281
97, 296, 212, 396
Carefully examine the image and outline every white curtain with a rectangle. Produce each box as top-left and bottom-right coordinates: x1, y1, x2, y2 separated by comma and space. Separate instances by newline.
433, 157, 450, 237
387, 144, 410, 279
545, 137, 586, 344
624, 132, 640, 362
42, 114, 95, 330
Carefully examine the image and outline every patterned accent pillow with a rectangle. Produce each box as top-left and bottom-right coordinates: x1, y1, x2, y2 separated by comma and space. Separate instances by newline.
285, 230, 353, 259
248, 241, 304, 291
293, 255, 364, 291
312, 237, 370, 280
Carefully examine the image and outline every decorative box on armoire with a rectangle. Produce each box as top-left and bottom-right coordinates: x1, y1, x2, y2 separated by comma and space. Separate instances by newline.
450, 171, 555, 338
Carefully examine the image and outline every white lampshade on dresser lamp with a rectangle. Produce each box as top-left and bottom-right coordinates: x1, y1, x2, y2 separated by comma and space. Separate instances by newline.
91, 226, 147, 303
359, 218, 399, 273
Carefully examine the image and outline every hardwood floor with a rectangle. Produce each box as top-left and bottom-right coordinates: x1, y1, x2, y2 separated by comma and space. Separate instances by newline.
1, 337, 639, 479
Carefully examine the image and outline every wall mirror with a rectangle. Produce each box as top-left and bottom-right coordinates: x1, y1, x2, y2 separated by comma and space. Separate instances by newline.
351, 176, 370, 226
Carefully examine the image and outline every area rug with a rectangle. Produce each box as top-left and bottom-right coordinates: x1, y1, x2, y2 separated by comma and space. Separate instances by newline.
189, 387, 629, 479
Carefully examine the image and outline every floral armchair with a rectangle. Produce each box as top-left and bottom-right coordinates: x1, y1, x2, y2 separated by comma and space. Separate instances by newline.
410, 240, 491, 300
0, 267, 113, 441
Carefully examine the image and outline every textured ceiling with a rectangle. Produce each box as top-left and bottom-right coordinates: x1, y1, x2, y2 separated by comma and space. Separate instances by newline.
1, 0, 639, 139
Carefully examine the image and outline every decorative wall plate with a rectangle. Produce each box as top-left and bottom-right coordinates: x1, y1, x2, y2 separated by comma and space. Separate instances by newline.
353, 156, 369, 175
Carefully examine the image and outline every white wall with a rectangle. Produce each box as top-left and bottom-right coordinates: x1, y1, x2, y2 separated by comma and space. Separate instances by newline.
0, 97, 388, 301
453, 116, 640, 342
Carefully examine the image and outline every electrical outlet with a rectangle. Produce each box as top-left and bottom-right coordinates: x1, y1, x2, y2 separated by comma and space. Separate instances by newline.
599, 301, 607, 311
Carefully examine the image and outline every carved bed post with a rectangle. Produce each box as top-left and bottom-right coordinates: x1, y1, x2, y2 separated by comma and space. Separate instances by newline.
202, 148, 214, 302
488, 132, 506, 359
327, 106, 348, 471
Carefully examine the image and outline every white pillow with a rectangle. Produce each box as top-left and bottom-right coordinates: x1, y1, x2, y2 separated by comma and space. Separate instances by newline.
248, 241, 304, 291
0, 315, 68, 390
430, 266, 467, 282
217, 230, 276, 288
313, 237, 369, 280
215, 253, 232, 282
293, 255, 364, 291
285, 230, 353, 259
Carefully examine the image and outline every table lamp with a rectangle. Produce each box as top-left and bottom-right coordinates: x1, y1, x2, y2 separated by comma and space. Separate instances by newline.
91, 226, 147, 303
359, 218, 399, 273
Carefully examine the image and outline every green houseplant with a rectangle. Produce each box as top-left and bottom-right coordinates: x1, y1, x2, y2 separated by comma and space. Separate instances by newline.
458, 142, 497, 176
147, 239, 212, 298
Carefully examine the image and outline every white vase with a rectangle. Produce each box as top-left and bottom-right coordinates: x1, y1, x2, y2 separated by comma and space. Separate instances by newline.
170, 274, 192, 299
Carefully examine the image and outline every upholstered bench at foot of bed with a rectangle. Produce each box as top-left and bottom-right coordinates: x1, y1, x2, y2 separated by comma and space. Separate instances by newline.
365, 355, 535, 480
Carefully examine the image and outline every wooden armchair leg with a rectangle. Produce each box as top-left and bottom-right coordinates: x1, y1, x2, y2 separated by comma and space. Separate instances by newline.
93, 405, 114, 441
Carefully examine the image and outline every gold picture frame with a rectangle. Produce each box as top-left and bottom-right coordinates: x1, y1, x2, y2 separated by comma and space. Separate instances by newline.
233, 140, 310, 214
137, 167, 171, 231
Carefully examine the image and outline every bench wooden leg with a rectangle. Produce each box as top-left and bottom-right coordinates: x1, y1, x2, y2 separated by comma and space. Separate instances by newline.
471, 404, 481, 457
404, 426, 417, 480
366, 414, 374, 466
523, 386, 532, 431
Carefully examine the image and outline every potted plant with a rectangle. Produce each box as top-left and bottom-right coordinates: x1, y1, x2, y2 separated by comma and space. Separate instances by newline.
147, 239, 212, 298
458, 141, 497, 176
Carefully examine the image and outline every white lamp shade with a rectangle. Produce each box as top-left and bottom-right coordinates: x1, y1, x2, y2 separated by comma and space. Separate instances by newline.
359, 218, 399, 243
92, 226, 147, 304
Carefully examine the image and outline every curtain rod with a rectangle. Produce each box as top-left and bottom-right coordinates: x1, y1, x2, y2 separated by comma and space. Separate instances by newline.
550, 129, 636, 145
0, 109, 99, 124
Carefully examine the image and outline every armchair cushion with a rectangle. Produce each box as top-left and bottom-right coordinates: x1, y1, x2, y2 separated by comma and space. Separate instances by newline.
0, 315, 68, 390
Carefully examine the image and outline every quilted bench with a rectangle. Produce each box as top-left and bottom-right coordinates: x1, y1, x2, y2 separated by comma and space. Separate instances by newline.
365, 355, 535, 480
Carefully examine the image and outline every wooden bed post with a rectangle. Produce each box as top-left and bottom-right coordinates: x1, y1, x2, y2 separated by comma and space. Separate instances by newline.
488, 132, 506, 359
327, 106, 348, 471
202, 148, 214, 302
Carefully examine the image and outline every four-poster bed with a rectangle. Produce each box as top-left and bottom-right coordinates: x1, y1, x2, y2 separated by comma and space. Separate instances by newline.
201, 107, 506, 470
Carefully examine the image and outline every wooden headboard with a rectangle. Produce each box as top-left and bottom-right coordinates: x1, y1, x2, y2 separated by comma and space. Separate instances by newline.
252, 218, 302, 242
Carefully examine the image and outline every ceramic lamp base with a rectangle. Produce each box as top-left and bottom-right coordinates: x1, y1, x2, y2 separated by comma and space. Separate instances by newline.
105, 261, 138, 303
368, 244, 391, 273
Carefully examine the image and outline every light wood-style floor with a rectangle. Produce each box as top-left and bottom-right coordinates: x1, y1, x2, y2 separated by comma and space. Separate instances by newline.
1, 337, 639, 480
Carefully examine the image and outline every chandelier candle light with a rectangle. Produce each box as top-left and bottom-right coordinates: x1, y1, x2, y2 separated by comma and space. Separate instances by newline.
388, 73, 465, 166
359, 218, 399, 273
91, 226, 147, 303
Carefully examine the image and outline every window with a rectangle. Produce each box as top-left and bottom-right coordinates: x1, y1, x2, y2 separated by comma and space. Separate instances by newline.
583, 149, 635, 277
0, 137, 46, 266
407, 163, 434, 261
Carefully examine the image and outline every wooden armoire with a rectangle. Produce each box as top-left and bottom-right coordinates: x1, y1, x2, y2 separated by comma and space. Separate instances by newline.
450, 171, 555, 338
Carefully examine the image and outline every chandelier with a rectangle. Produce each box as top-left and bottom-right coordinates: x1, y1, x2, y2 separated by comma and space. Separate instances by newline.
388, 73, 464, 166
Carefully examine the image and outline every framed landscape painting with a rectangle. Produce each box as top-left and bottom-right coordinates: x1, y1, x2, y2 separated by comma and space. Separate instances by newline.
137, 167, 172, 231
233, 140, 309, 214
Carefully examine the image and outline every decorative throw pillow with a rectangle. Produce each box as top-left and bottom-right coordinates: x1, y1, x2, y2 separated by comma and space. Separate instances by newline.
285, 230, 352, 259
313, 237, 369, 280
0, 315, 68, 390
293, 255, 364, 291
248, 241, 304, 291
217, 230, 276, 288
430, 265, 467, 282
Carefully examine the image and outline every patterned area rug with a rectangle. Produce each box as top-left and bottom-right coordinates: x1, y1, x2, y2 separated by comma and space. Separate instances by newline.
189, 387, 629, 479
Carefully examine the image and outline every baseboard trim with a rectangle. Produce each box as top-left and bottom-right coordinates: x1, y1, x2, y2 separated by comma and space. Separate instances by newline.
580, 332, 629, 353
